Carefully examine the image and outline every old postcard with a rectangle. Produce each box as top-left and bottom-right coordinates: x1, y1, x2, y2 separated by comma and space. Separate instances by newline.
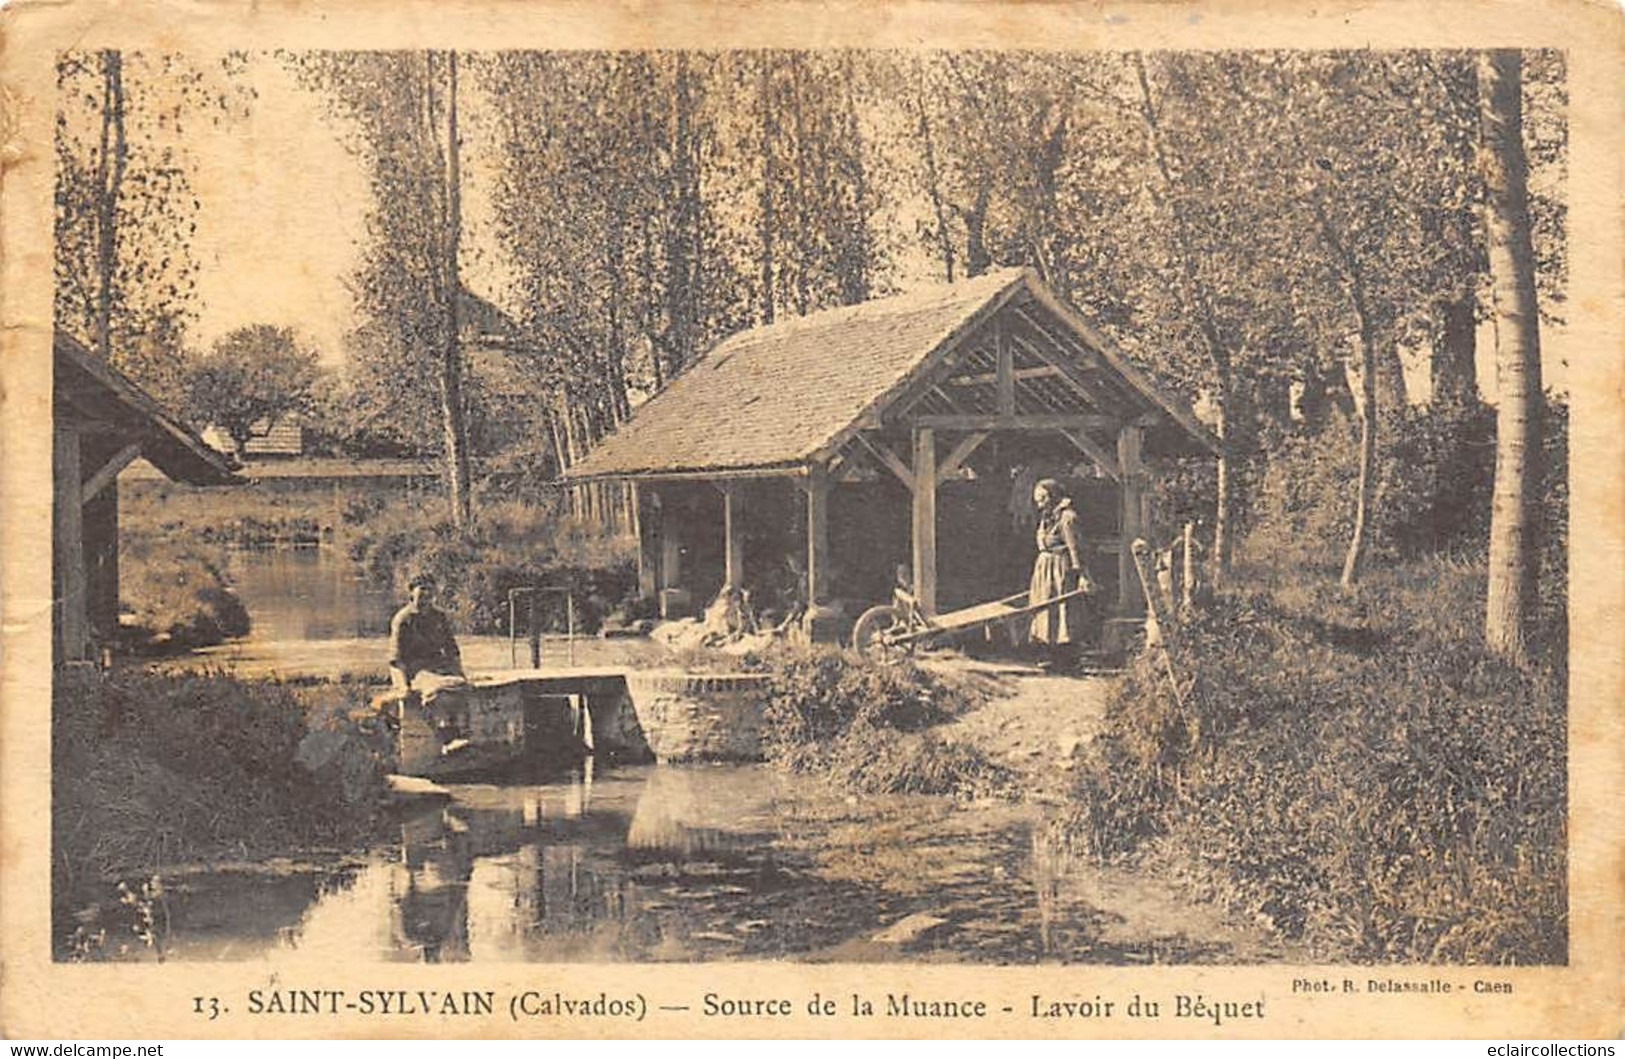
1, 0, 1620, 1041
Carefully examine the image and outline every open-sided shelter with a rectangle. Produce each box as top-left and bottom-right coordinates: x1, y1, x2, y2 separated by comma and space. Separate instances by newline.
53, 331, 241, 663
563, 268, 1218, 639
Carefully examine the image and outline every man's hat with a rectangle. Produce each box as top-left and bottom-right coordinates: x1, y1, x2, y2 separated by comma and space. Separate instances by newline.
408, 572, 438, 590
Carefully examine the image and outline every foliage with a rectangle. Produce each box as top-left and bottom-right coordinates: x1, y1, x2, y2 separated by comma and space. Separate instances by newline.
52, 667, 390, 949
54, 50, 250, 404
116, 535, 250, 650
1251, 402, 1496, 566
758, 646, 1011, 799
1066, 560, 1566, 963
344, 495, 637, 634
183, 324, 322, 452
121, 477, 336, 547
288, 51, 471, 520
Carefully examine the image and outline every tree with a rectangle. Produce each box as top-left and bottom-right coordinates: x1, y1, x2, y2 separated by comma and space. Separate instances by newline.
1478, 49, 1544, 662
54, 51, 247, 404
183, 325, 320, 455
290, 51, 473, 526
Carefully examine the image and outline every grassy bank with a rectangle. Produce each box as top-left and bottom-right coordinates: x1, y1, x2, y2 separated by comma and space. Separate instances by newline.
53, 667, 391, 958
117, 537, 250, 652
1065, 555, 1566, 964
757, 646, 1013, 800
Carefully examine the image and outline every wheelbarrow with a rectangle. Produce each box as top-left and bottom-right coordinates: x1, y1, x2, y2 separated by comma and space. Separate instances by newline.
851, 580, 1095, 657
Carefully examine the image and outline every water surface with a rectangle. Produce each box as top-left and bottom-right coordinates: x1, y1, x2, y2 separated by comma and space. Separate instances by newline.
125, 762, 1246, 964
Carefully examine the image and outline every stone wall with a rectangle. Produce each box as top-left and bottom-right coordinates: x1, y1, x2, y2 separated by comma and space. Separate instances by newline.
621, 673, 770, 763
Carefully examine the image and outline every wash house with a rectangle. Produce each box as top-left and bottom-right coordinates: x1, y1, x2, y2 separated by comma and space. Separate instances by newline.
565, 269, 1219, 642
53, 332, 241, 664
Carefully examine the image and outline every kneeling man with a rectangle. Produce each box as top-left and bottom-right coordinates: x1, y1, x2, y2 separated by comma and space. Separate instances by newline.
389, 574, 470, 751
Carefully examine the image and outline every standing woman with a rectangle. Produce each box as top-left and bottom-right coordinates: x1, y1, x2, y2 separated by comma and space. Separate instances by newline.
1029, 478, 1095, 670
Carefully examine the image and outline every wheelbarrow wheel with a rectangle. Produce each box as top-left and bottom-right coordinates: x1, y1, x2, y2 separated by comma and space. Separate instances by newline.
851, 604, 905, 657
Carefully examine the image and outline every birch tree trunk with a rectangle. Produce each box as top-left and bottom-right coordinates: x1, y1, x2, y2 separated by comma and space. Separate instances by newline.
1478, 48, 1544, 661
1341, 277, 1379, 588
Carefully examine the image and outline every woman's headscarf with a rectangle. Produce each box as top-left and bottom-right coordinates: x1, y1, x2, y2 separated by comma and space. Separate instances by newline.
1034, 477, 1068, 504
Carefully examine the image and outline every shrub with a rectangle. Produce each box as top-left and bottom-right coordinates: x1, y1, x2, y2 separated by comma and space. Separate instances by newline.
1067, 560, 1567, 964
758, 646, 1011, 799
1249, 402, 1497, 569
345, 496, 637, 634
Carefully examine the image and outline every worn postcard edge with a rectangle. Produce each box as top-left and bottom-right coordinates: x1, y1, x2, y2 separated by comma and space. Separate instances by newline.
0, 0, 1620, 1041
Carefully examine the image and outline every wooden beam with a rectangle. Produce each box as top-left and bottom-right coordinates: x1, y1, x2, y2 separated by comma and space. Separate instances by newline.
1059, 428, 1121, 482
912, 413, 1117, 432
996, 322, 1016, 416
852, 432, 915, 492
911, 428, 937, 616
80, 441, 142, 505
805, 466, 830, 606
947, 365, 1063, 387
54, 426, 88, 662
719, 483, 745, 590
936, 431, 989, 483
1019, 280, 1223, 455
1117, 425, 1147, 616
1009, 329, 1110, 411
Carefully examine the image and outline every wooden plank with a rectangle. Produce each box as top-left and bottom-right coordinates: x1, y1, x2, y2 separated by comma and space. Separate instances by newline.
1009, 328, 1111, 410
936, 431, 989, 483
805, 466, 830, 606
947, 365, 1063, 387
54, 426, 88, 662
996, 322, 1016, 416
80, 441, 142, 505
1059, 428, 1121, 482
912, 413, 1117, 431
911, 428, 937, 616
853, 432, 915, 492
1117, 425, 1147, 616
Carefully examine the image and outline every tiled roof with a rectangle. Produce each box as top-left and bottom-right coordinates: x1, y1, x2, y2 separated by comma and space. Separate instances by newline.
564, 268, 1218, 480
565, 270, 1029, 479
54, 332, 242, 486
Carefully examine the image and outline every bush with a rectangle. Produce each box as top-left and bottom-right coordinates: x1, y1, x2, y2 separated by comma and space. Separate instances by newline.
345, 496, 637, 634
1250, 402, 1497, 568
117, 538, 251, 650
1067, 560, 1566, 964
758, 646, 1012, 799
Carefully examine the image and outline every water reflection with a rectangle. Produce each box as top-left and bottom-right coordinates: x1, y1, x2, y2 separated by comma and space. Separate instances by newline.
227, 547, 397, 642
139, 763, 1258, 964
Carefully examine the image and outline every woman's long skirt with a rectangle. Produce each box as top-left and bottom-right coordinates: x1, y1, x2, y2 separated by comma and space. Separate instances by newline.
1029, 551, 1085, 645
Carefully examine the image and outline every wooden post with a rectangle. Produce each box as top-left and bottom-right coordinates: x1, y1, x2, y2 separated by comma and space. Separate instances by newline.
53, 426, 88, 663
1117, 425, 1146, 616
661, 517, 683, 590
995, 323, 1016, 416
720, 483, 744, 590
911, 427, 937, 615
805, 467, 829, 606
84, 487, 119, 649
633, 483, 660, 601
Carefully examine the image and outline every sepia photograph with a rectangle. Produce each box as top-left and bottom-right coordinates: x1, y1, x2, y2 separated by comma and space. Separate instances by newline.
3, 0, 1620, 1041
41, 41, 1574, 967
